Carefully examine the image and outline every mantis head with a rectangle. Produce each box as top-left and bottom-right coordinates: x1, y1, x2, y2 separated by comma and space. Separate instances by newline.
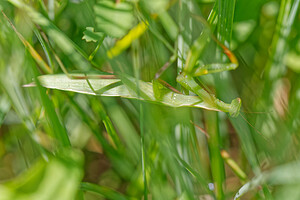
229, 98, 242, 117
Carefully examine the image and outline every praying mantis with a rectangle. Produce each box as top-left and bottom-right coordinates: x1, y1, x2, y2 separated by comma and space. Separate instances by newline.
2, 2, 242, 118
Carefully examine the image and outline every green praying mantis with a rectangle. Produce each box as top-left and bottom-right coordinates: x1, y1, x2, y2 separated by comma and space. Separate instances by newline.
2, 4, 242, 118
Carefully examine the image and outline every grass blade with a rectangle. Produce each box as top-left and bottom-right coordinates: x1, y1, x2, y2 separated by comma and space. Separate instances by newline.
205, 110, 225, 200
8, 0, 94, 69
214, 0, 260, 174
80, 182, 129, 200
265, 0, 300, 80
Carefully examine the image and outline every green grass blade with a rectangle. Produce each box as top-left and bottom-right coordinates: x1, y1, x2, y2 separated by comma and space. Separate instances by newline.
8, 0, 96, 69
0, 149, 83, 200
80, 182, 129, 200
158, 11, 178, 41
265, 0, 300, 80
207, 2, 218, 30
205, 110, 225, 200
214, 0, 260, 173
221, 150, 247, 182
33, 28, 54, 70
33, 68, 71, 148
0, 71, 35, 137
132, 41, 148, 200
0, 95, 11, 127
1, 10, 53, 74
217, 0, 236, 48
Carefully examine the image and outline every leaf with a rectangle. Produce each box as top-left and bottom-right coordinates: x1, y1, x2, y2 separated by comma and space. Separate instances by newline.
82, 27, 105, 43
234, 161, 300, 200
94, 1, 134, 38
140, 0, 168, 14
37, 74, 223, 112
0, 149, 83, 200
80, 182, 129, 200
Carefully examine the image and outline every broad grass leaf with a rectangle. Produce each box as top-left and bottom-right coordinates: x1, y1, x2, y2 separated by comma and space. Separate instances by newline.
94, 1, 134, 38
140, 0, 168, 14
0, 149, 83, 200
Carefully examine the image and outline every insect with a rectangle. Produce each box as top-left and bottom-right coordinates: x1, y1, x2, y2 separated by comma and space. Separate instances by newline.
3, 5, 241, 117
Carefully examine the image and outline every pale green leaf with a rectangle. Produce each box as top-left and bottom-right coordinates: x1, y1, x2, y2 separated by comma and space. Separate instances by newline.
38, 74, 222, 112
94, 1, 134, 38
140, 0, 168, 14
0, 149, 83, 200
82, 27, 105, 43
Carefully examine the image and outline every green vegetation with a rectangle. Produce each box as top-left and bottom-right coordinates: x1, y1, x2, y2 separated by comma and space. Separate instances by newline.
0, 0, 300, 199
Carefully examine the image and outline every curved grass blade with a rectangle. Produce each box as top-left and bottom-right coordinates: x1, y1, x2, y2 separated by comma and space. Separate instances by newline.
33, 28, 54, 70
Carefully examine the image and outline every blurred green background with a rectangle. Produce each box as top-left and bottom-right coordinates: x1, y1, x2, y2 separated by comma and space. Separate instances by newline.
0, 0, 300, 199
